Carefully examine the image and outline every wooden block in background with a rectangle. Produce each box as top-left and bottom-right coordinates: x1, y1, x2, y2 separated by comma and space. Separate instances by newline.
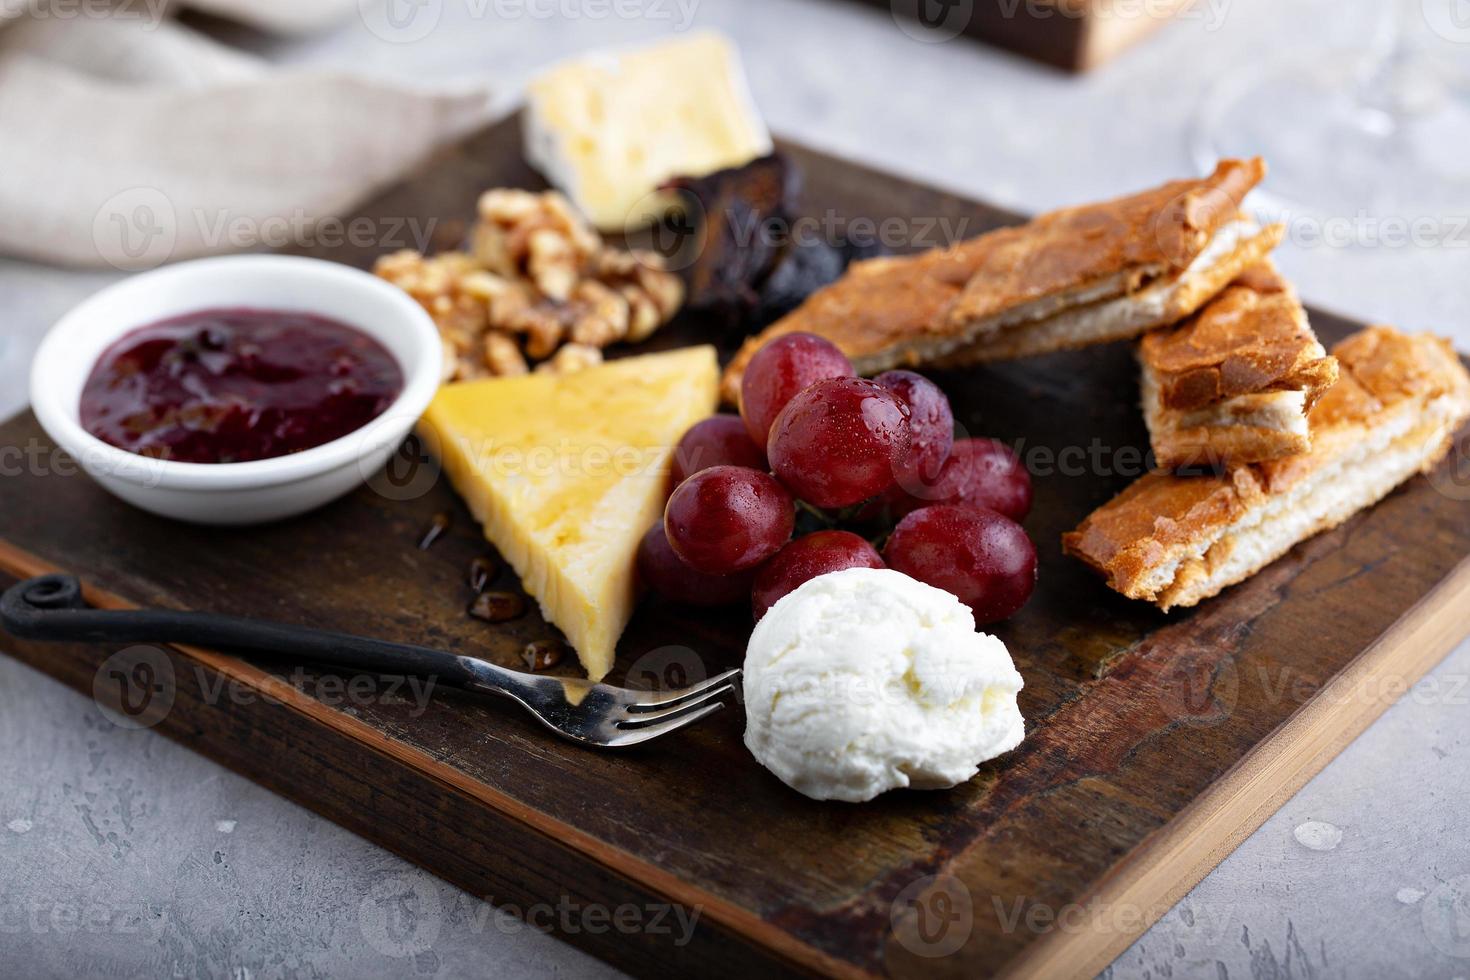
868, 0, 1191, 71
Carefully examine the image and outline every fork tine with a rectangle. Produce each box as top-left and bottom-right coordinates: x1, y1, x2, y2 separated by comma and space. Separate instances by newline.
604, 701, 726, 747
624, 667, 742, 710
618, 680, 735, 725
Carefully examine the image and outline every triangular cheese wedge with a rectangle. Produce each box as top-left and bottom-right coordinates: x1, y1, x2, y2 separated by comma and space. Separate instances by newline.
422, 346, 719, 680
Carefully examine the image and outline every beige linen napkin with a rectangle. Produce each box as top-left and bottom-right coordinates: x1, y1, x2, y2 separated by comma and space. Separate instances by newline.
0, 2, 494, 270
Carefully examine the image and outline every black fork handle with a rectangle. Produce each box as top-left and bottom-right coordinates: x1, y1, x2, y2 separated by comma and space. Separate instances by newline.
0, 574, 483, 688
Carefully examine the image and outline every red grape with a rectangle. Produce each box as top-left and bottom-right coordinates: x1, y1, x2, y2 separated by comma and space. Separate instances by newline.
873, 370, 953, 492
671, 414, 767, 485
767, 377, 912, 509
664, 465, 794, 574
883, 504, 1037, 624
884, 437, 1032, 522
751, 530, 885, 620
636, 523, 754, 607
739, 333, 854, 446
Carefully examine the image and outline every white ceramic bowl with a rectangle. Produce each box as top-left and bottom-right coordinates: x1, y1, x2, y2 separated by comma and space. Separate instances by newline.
30, 255, 442, 525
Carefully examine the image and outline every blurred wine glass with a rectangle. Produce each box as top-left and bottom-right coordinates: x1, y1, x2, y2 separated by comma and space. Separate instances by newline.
1192, 0, 1470, 223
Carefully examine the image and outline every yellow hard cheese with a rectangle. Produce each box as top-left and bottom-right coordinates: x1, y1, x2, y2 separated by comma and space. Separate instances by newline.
522, 32, 772, 230
422, 346, 719, 681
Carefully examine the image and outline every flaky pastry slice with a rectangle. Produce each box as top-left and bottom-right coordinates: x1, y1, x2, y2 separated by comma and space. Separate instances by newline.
1064, 325, 1470, 611
721, 158, 1281, 402
1140, 262, 1339, 469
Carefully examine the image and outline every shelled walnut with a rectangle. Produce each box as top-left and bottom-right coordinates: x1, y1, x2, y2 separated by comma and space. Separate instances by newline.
482, 331, 529, 377
473, 189, 602, 301
375, 189, 684, 380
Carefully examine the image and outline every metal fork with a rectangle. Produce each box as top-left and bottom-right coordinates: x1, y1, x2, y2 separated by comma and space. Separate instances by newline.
0, 574, 738, 748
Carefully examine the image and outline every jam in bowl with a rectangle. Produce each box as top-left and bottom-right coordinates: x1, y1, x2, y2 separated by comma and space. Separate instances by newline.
29, 255, 442, 525
80, 308, 405, 464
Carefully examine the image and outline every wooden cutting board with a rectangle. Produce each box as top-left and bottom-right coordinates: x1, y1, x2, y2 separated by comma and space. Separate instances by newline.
3, 117, 1469, 980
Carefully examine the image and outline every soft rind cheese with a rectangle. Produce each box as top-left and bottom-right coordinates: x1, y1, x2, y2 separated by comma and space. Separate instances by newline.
421, 346, 719, 681
523, 32, 772, 230
743, 567, 1026, 802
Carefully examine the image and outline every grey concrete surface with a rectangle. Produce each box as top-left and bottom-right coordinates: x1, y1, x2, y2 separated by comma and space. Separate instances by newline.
3, 1, 1470, 977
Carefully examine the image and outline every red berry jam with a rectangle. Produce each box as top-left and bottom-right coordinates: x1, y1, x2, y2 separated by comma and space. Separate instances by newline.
79, 308, 404, 464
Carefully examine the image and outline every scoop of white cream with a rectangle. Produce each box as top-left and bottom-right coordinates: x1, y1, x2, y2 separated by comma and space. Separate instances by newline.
742, 567, 1025, 802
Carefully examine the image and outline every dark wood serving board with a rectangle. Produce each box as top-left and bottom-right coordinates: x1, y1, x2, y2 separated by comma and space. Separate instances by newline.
4, 117, 1469, 980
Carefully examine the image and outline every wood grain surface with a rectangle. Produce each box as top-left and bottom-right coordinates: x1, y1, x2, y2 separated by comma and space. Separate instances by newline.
3, 116, 1468, 979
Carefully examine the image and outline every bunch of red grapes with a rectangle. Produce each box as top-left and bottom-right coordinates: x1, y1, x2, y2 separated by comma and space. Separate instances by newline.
637, 333, 1038, 623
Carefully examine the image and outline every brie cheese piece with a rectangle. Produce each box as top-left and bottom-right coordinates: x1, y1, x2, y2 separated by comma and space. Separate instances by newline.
522, 32, 772, 230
